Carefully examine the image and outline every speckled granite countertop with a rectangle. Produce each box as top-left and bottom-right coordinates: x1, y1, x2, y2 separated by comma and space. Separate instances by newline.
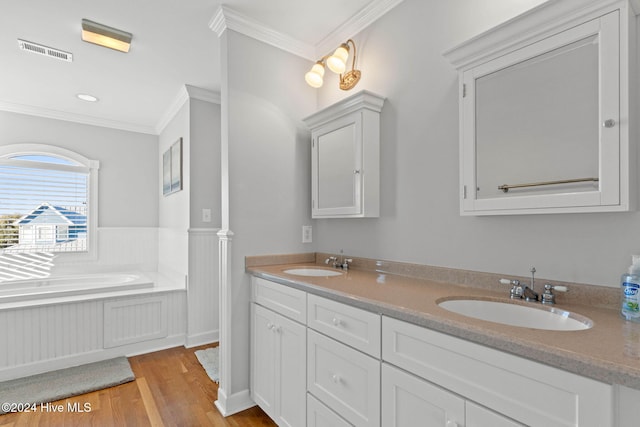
248, 260, 640, 390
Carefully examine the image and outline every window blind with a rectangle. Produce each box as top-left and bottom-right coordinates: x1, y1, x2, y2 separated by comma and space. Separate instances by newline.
0, 155, 89, 255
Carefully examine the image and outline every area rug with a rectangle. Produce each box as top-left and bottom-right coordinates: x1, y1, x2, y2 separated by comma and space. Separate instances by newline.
195, 347, 219, 383
0, 357, 135, 414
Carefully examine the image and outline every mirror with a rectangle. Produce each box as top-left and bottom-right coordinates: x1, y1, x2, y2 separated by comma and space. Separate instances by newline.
316, 123, 357, 210
475, 36, 599, 199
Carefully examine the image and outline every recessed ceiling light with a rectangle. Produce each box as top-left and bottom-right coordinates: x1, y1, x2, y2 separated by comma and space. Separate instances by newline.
76, 93, 98, 102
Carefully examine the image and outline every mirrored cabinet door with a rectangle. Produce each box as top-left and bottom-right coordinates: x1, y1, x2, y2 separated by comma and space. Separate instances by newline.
446, 0, 636, 215
304, 91, 385, 218
314, 115, 361, 215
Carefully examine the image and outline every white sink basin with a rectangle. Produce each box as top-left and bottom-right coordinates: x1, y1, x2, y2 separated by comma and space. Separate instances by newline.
437, 298, 592, 331
283, 268, 344, 277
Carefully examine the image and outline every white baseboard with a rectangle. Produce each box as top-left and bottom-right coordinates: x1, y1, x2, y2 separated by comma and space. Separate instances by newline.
214, 388, 255, 417
0, 334, 186, 382
185, 330, 219, 348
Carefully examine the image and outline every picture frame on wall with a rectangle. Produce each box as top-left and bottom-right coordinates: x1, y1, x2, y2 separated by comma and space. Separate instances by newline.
162, 137, 183, 196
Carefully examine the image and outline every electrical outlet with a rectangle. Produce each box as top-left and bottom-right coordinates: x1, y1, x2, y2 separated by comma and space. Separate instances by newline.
302, 225, 312, 243
202, 208, 212, 223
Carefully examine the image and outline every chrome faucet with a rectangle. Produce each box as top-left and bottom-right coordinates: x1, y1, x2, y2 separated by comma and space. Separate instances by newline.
324, 256, 338, 268
325, 250, 352, 270
500, 267, 539, 302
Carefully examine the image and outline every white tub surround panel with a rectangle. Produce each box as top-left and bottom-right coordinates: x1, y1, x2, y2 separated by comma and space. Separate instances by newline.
0, 290, 186, 382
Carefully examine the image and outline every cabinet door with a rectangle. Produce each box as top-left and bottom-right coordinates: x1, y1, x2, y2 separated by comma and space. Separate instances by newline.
382, 363, 464, 427
312, 112, 362, 217
276, 313, 306, 427
251, 304, 276, 420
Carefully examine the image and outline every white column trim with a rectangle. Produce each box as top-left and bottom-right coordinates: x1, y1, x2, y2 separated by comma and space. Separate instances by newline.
215, 229, 235, 415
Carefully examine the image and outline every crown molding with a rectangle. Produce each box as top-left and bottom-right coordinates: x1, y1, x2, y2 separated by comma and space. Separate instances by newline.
0, 100, 156, 135
443, 0, 635, 70
210, 5, 316, 60
302, 90, 385, 129
185, 84, 221, 104
155, 87, 189, 134
315, 0, 406, 57
155, 85, 221, 134
210, 0, 405, 61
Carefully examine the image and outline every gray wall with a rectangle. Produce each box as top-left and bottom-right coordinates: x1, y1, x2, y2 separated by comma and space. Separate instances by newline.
0, 110, 158, 228
190, 98, 222, 229
313, 0, 639, 288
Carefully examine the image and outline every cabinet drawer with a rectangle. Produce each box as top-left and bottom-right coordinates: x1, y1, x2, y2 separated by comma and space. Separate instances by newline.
307, 293, 380, 357
307, 393, 352, 427
252, 277, 306, 323
308, 329, 380, 427
382, 316, 612, 427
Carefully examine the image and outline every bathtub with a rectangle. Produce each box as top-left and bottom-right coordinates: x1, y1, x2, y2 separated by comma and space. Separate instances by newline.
0, 272, 154, 303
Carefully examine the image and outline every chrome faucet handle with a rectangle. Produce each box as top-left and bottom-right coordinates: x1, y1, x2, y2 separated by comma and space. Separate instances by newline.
541, 283, 568, 305
500, 278, 523, 299
325, 256, 337, 265
342, 258, 353, 270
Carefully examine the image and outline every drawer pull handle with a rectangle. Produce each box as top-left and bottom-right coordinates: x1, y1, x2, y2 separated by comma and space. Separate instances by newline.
332, 317, 342, 326
267, 322, 275, 331
332, 374, 342, 384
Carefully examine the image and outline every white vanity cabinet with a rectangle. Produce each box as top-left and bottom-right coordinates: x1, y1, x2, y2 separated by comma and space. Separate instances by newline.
306, 294, 381, 427
382, 316, 613, 427
250, 278, 307, 427
303, 90, 385, 218
250, 276, 633, 426
445, 0, 637, 215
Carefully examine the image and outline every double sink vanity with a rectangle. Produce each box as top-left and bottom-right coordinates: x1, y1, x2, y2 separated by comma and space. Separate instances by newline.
247, 253, 640, 427
246, 1, 640, 425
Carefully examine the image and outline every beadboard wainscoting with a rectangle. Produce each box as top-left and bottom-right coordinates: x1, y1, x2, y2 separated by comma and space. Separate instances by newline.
0, 291, 186, 381
186, 228, 220, 347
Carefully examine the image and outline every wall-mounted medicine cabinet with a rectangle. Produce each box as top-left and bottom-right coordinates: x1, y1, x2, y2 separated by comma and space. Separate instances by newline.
303, 90, 385, 218
445, 0, 637, 215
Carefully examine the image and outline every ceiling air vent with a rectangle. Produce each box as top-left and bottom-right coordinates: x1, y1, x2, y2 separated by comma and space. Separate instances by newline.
17, 39, 73, 62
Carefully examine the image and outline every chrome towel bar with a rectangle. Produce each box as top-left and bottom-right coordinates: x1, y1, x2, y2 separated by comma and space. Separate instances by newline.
498, 177, 599, 193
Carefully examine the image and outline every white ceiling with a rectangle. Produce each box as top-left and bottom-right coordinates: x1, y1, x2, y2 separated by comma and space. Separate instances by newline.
0, 0, 387, 135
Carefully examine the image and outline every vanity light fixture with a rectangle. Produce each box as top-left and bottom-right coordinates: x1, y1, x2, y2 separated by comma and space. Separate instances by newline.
305, 39, 361, 91
81, 19, 132, 53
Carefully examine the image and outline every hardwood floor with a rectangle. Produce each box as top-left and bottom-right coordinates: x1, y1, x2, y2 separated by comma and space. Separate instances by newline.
0, 344, 276, 426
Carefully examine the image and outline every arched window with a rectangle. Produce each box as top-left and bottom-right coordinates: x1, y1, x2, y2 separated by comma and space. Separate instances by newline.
0, 144, 99, 280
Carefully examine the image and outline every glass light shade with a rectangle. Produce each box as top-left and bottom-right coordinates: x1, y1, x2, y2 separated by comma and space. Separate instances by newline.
305, 62, 325, 88
327, 45, 349, 74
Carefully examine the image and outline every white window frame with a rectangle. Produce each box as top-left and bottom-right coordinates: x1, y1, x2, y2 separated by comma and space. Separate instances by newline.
0, 143, 100, 261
